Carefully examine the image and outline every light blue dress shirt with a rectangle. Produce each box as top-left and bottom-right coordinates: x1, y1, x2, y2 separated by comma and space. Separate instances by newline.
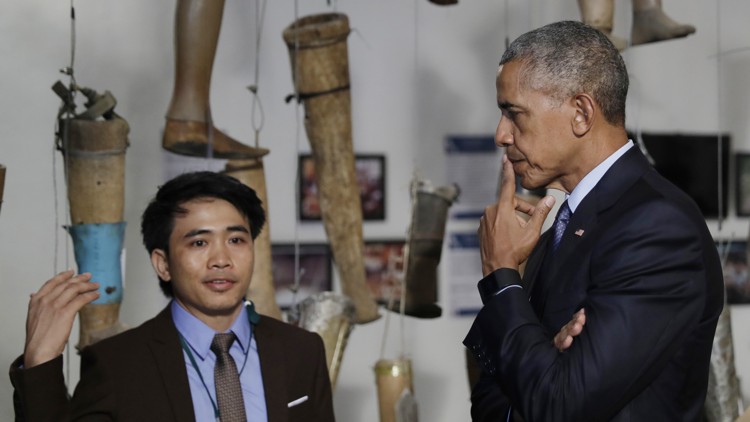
171, 300, 268, 422
566, 140, 634, 212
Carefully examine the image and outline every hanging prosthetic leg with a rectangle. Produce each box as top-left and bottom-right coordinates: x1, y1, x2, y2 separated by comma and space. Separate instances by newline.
631, 0, 696, 46
55, 84, 130, 348
705, 302, 742, 421
388, 179, 459, 318
223, 159, 282, 320
283, 13, 379, 323
374, 358, 418, 422
163, 0, 268, 159
287, 292, 356, 390
577, 0, 627, 51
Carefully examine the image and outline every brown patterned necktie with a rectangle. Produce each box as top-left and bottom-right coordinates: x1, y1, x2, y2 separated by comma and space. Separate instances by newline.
211, 333, 247, 422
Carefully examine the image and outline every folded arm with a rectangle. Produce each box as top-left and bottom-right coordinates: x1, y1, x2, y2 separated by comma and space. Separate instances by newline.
466, 201, 711, 421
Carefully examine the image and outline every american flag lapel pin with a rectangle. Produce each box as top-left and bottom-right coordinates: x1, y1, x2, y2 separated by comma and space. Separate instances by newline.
574, 229, 585, 237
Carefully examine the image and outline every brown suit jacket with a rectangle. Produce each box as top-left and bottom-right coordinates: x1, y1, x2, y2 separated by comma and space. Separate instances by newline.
10, 306, 335, 421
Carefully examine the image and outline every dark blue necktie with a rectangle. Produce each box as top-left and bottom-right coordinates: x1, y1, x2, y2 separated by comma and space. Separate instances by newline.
551, 201, 572, 252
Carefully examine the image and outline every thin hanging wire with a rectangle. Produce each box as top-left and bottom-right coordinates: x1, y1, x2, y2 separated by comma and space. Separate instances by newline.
291, 0, 303, 305
715, 0, 724, 231
248, 0, 268, 148
52, 0, 79, 388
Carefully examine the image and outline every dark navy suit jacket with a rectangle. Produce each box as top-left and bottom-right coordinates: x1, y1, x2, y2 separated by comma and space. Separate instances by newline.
464, 148, 724, 421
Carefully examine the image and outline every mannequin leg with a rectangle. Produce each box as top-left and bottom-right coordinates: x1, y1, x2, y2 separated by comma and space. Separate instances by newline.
577, 0, 627, 51
163, 0, 267, 159
631, 0, 696, 46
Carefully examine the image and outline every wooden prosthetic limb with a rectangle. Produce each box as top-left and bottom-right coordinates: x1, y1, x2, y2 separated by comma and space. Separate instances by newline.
705, 304, 742, 422
288, 292, 356, 390
631, 0, 696, 46
283, 13, 379, 324
388, 181, 458, 318
374, 358, 418, 422
577, 0, 627, 51
163, 0, 267, 159
223, 158, 282, 320
59, 115, 129, 349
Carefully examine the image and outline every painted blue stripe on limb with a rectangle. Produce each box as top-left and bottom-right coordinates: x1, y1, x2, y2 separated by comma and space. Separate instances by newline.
67, 222, 126, 304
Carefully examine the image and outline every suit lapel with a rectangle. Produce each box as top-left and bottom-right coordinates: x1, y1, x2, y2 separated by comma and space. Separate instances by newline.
524, 230, 550, 295
256, 316, 290, 421
534, 147, 652, 316
148, 306, 197, 422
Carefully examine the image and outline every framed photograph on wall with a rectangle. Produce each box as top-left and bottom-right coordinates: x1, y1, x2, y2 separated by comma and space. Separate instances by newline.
272, 243, 332, 309
716, 240, 750, 304
298, 154, 386, 221
736, 153, 750, 216
363, 240, 405, 304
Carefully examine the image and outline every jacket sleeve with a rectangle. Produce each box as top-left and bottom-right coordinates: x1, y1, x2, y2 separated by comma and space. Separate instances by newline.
9, 349, 120, 421
470, 369, 514, 422
309, 332, 336, 422
10, 355, 72, 422
464, 200, 716, 421
67, 346, 117, 420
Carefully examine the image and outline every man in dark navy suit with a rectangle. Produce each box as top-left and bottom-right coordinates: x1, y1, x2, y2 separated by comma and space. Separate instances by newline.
464, 20, 723, 421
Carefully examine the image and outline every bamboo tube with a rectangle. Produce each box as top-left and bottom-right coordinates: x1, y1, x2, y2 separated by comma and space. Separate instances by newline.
283, 13, 379, 323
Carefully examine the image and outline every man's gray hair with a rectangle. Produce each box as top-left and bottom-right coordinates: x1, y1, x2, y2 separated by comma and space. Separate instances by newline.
500, 20, 628, 127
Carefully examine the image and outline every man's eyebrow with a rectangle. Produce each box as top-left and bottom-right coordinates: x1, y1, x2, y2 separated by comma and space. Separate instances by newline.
498, 101, 520, 110
226, 225, 250, 234
182, 225, 249, 239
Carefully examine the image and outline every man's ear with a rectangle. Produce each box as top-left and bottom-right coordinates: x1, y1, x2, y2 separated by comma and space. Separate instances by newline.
151, 249, 171, 282
571, 93, 595, 137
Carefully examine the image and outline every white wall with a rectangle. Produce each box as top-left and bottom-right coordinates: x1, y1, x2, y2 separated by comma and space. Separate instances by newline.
1, 0, 749, 420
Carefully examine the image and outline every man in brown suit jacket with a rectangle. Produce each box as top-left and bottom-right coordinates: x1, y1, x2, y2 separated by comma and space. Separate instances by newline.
10, 171, 335, 421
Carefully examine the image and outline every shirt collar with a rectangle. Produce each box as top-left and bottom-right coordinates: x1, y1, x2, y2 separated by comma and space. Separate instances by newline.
171, 300, 252, 360
567, 140, 634, 212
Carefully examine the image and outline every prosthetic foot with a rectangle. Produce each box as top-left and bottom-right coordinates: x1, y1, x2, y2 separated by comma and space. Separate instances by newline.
162, 118, 269, 159
631, 6, 695, 46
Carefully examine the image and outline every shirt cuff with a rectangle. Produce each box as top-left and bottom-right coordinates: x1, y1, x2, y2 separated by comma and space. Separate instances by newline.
477, 268, 523, 305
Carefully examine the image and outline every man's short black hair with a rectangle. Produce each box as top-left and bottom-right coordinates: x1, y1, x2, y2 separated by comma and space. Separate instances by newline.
140, 171, 265, 297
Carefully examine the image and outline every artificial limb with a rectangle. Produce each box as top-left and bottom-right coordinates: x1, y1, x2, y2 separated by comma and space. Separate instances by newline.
631, 0, 695, 46
163, 0, 268, 159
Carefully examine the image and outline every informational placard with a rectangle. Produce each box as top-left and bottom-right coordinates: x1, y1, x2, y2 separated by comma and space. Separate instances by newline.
447, 232, 483, 316
444, 135, 502, 220
444, 135, 501, 316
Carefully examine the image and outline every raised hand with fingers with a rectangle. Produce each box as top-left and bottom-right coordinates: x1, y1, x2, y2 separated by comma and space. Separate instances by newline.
479, 154, 556, 276
24, 270, 100, 368
553, 308, 586, 352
